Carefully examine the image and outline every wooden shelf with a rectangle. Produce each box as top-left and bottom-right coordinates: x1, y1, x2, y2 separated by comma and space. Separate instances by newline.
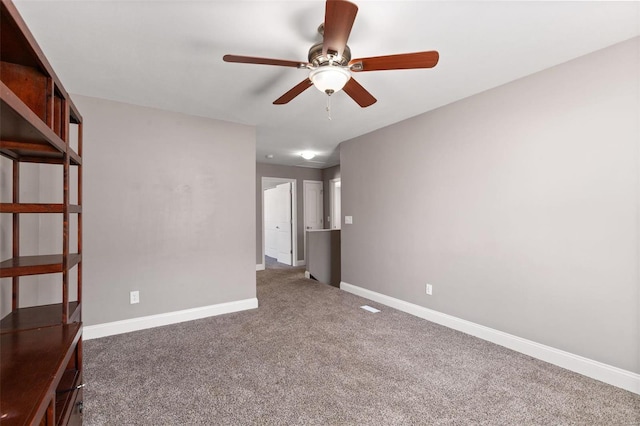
0, 83, 64, 151
0, 0, 81, 122
0, 302, 81, 333
0, 81, 81, 165
0, 253, 81, 278
0, 203, 82, 213
0, 0, 43, 70
0, 323, 82, 425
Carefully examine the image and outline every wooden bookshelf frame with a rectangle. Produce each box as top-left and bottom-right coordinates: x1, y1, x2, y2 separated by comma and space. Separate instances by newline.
0, 0, 84, 423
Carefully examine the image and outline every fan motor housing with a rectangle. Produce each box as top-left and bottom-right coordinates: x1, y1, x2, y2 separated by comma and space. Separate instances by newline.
308, 41, 351, 67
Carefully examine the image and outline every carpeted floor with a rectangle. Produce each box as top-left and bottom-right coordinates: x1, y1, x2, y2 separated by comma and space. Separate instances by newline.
265, 255, 296, 270
84, 267, 640, 425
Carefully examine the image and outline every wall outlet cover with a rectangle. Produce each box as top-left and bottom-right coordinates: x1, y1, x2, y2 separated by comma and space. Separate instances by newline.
130, 290, 140, 304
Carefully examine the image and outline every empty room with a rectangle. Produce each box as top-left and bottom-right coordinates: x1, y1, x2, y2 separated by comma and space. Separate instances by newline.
1, 0, 638, 424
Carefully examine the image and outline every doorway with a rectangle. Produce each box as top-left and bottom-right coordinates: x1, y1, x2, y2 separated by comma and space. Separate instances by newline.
262, 177, 296, 269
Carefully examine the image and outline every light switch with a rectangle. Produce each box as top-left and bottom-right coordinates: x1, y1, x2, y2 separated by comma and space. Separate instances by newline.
345, 216, 353, 224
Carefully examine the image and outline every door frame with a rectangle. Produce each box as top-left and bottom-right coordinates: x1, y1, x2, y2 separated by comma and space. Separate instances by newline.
261, 177, 297, 269
302, 179, 323, 263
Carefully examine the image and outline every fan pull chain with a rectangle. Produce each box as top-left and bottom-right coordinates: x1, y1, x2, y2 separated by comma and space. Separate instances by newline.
326, 95, 332, 121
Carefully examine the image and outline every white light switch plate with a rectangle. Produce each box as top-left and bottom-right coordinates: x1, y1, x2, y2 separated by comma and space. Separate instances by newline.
345, 216, 353, 224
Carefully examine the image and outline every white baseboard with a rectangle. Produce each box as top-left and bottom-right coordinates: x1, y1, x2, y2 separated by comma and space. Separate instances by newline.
296, 260, 306, 267
340, 281, 639, 395
256, 263, 265, 271
304, 270, 311, 279
84, 298, 259, 340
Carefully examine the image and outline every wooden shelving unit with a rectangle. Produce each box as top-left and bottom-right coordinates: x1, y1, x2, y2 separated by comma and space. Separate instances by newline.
0, 0, 84, 424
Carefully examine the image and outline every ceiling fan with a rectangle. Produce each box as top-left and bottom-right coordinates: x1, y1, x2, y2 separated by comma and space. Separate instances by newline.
223, 0, 439, 108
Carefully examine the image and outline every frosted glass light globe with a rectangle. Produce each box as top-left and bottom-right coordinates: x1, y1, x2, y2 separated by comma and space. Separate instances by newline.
309, 66, 351, 94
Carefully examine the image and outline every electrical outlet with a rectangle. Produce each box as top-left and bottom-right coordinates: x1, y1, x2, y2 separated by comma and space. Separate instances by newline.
130, 290, 140, 304
426, 284, 433, 295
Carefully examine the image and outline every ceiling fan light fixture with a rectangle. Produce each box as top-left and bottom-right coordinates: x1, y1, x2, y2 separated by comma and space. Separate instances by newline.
309, 66, 351, 95
224, 0, 438, 108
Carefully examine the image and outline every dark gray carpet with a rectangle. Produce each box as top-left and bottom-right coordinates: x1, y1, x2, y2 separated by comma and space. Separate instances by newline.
265, 255, 295, 270
84, 268, 640, 425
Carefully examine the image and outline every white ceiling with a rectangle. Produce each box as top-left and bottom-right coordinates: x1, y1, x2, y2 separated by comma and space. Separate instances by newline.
14, 1, 640, 168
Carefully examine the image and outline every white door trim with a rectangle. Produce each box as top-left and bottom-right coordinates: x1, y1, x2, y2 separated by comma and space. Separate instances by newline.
261, 177, 297, 268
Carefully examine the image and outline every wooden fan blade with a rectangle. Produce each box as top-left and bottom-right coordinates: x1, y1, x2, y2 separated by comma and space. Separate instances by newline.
349, 51, 439, 72
223, 54, 306, 68
322, 0, 358, 58
343, 77, 376, 108
273, 79, 314, 105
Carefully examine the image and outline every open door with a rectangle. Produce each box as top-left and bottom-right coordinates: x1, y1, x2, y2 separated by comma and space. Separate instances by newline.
330, 179, 341, 229
264, 188, 278, 258
276, 182, 293, 265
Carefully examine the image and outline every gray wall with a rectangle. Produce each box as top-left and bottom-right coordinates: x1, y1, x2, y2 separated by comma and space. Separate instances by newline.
307, 230, 341, 287
256, 163, 322, 264
322, 165, 340, 229
340, 38, 639, 373
73, 95, 256, 326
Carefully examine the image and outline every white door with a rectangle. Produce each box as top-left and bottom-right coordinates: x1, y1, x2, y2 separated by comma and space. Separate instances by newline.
303, 180, 323, 260
330, 179, 341, 229
276, 182, 293, 265
264, 188, 279, 258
